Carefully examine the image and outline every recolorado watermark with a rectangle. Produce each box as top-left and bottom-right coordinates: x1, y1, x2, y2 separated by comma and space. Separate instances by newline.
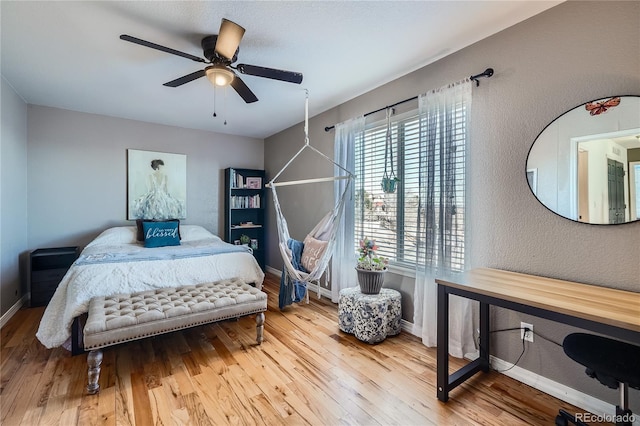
574, 412, 636, 423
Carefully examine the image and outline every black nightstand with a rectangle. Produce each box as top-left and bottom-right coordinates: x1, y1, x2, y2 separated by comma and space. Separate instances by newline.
30, 247, 79, 307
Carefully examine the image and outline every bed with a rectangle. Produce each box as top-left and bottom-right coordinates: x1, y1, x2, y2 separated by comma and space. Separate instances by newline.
36, 225, 265, 349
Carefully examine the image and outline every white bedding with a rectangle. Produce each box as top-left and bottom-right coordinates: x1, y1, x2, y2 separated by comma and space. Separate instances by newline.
36, 225, 264, 349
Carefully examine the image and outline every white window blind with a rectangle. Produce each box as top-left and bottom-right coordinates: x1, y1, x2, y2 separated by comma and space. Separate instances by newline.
354, 104, 467, 272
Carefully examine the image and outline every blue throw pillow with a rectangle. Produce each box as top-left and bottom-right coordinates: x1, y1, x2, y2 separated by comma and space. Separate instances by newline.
135, 218, 181, 242
142, 221, 181, 248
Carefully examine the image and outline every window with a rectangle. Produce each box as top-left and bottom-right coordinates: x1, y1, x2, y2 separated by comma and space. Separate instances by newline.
354, 110, 420, 267
354, 105, 467, 272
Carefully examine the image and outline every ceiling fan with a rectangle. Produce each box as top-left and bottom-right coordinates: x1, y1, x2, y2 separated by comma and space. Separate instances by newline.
120, 18, 303, 103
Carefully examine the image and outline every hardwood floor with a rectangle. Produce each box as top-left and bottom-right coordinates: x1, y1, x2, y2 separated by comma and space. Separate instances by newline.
1, 273, 596, 425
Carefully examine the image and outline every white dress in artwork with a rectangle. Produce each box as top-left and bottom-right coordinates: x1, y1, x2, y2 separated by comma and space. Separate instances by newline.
133, 164, 185, 219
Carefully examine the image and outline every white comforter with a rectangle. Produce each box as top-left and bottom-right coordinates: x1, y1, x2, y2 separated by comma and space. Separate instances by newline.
36, 225, 264, 349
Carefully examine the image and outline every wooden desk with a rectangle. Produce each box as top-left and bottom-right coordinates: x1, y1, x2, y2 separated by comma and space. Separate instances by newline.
436, 268, 640, 402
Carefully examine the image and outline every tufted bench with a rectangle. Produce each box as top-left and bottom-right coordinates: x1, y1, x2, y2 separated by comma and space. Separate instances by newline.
83, 278, 267, 394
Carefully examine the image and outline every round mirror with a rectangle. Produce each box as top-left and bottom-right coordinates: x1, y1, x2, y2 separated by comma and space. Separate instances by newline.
526, 95, 640, 225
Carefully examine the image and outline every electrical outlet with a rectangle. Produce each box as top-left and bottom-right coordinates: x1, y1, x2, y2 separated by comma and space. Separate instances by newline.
521, 322, 533, 342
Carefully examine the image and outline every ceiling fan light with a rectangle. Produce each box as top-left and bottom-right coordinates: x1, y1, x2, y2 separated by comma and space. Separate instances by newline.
206, 66, 235, 87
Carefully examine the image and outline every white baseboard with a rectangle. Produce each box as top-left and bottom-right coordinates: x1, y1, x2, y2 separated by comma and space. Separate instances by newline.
265, 265, 280, 277
400, 319, 414, 334
0, 294, 27, 329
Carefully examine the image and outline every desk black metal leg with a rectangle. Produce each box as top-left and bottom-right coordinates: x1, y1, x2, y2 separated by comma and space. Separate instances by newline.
437, 284, 449, 402
479, 301, 490, 372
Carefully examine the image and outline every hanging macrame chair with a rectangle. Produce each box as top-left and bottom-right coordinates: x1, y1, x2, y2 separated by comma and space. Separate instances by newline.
268, 91, 354, 306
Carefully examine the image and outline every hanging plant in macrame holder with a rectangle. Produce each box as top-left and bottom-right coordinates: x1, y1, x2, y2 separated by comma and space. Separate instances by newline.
381, 108, 400, 193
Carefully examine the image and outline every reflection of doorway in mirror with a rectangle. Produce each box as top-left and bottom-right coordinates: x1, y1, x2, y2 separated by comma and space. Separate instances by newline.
607, 159, 625, 224
577, 150, 589, 223
574, 130, 639, 224
526, 169, 537, 195
630, 161, 640, 221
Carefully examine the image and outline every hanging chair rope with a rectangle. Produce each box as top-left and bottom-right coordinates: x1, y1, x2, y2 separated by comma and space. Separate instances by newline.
269, 90, 355, 300
267, 91, 354, 187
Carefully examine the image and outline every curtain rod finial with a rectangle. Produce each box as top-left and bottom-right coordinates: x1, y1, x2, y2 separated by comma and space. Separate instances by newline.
470, 67, 495, 87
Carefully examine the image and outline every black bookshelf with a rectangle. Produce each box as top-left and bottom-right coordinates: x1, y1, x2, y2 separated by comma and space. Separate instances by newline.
224, 168, 266, 270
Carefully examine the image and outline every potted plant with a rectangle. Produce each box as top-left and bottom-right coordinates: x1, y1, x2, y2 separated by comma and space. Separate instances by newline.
356, 237, 388, 294
239, 234, 251, 246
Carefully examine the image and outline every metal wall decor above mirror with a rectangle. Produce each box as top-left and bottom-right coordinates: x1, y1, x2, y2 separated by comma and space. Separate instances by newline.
526, 95, 640, 225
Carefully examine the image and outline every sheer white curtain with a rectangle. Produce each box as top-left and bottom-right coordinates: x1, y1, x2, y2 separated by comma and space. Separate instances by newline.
412, 80, 476, 358
330, 116, 365, 303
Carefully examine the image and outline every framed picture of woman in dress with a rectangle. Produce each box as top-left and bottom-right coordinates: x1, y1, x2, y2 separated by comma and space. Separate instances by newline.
127, 149, 187, 220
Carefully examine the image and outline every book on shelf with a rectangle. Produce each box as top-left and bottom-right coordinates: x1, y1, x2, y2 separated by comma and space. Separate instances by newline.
230, 168, 245, 189
230, 194, 261, 209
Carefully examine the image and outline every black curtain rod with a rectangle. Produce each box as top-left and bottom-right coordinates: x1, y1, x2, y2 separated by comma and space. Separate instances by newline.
324, 67, 494, 132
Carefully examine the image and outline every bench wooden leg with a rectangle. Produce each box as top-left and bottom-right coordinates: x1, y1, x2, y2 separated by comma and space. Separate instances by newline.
86, 349, 103, 394
256, 312, 265, 344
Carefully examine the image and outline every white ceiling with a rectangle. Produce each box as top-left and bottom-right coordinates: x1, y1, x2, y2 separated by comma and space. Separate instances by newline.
1, 1, 561, 139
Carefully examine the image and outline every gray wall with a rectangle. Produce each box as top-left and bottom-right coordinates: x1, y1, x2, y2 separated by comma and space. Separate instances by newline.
26, 106, 264, 251
265, 1, 639, 411
1, 78, 28, 315
0, 103, 263, 317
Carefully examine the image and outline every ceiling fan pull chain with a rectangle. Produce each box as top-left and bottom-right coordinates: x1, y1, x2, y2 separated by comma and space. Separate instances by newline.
212, 86, 217, 117
224, 86, 228, 125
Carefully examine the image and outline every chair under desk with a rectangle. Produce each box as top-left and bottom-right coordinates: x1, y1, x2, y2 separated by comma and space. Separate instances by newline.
435, 267, 640, 403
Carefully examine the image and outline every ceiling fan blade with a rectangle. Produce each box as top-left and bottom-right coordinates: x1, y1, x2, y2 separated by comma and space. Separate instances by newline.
236, 64, 303, 84
163, 70, 206, 87
230, 75, 258, 103
214, 19, 245, 61
120, 34, 205, 63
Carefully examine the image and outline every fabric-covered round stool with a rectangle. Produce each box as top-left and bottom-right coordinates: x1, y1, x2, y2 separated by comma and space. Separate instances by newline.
338, 287, 402, 344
